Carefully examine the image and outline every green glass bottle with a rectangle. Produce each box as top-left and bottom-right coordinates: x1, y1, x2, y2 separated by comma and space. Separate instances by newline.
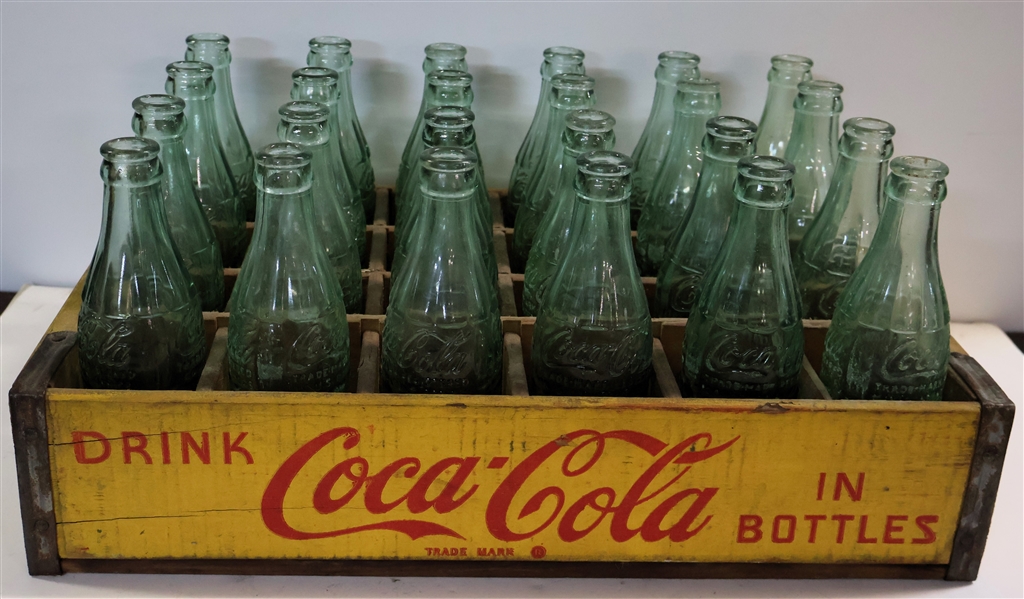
307, 36, 375, 222
795, 118, 896, 319
522, 109, 616, 317
79, 137, 206, 389
382, 147, 502, 394
278, 101, 364, 315
392, 107, 496, 283
531, 150, 652, 397
165, 60, 247, 267
629, 51, 701, 228
185, 33, 256, 221
785, 80, 843, 254
636, 77, 721, 276
510, 73, 595, 270
820, 157, 950, 401
396, 43, 469, 199
654, 116, 758, 318
506, 46, 586, 223
395, 69, 475, 214
131, 94, 225, 312
753, 54, 813, 157
682, 156, 803, 399
228, 143, 351, 392
290, 66, 365, 260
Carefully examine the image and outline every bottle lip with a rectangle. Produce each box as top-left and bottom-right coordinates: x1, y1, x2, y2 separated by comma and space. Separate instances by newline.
551, 73, 595, 91
798, 79, 843, 97
706, 116, 758, 141
576, 150, 633, 177
425, 42, 467, 59
166, 60, 215, 81
132, 94, 185, 117
565, 109, 615, 133
843, 117, 896, 140
420, 146, 478, 173
279, 100, 330, 123
676, 77, 719, 94
737, 155, 795, 182
256, 142, 312, 169
771, 54, 814, 70
101, 137, 160, 163
659, 50, 700, 66
544, 46, 585, 63
890, 156, 949, 181
309, 35, 352, 52
293, 66, 339, 83
424, 106, 475, 128
187, 32, 229, 47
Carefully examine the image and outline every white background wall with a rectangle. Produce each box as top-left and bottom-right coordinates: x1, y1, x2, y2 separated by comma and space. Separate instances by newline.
2, 2, 1021, 330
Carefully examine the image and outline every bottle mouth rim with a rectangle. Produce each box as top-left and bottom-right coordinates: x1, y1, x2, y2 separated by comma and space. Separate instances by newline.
737, 155, 795, 182
132, 94, 185, 116
309, 35, 352, 51
256, 143, 312, 168
279, 101, 330, 123
843, 117, 896, 140
101, 137, 160, 162
798, 79, 843, 97
424, 42, 468, 59
658, 50, 700, 66
890, 156, 949, 180
420, 147, 479, 173
166, 60, 214, 79
292, 66, 340, 83
576, 150, 632, 176
544, 46, 585, 62
551, 73, 595, 91
706, 116, 758, 140
676, 77, 720, 93
771, 54, 814, 70
565, 109, 615, 133
186, 32, 229, 47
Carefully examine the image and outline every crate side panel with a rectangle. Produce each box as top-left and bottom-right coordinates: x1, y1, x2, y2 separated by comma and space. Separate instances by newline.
46, 391, 977, 565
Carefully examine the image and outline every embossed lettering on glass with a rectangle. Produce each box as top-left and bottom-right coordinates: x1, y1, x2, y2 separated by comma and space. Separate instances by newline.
636, 77, 721, 276
753, 54, 813, 158
654, 116, 757, 318
531, 151, 652, 397
382, 147, 502, 394
794, 118, 895, 319
506, 46, 586, 223
228, 144, 351, 392
820, 157, 950, 401
132, 94, 225, 311
78, 137, 206, 389
165, 60, 247, 267
682, 156, 803, 399
630, 51, 701, 228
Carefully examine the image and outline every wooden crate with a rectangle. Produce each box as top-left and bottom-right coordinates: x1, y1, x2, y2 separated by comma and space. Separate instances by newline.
9, 188, 1013, 580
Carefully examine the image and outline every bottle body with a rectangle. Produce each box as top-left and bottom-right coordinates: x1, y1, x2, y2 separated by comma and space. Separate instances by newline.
821, 157, 950, 401
228, 144, 351, 392
532, 151, 652, 396
682, 156, 803, 398
654, 116, 758, 318
794, 118, 895, 319
79, 138, 206, 390
630, 51, 701, 228
636, 78, 721, 276
382, 148, 502, 394
132, 94, 225, 311
753, 55, 813, 158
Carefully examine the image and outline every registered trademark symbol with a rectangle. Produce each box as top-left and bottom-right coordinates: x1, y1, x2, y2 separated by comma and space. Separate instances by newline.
530, 545, 546, 559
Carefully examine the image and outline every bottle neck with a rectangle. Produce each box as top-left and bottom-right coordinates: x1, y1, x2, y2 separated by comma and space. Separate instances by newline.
250, 183, 319, 267
180, 95, 218, 151
719, 200, 792, 278
567, 193, 634, 270
335, 69, 357, 116
788, 109, 840, 161
99, 173, 170, 260
870, 197, 941, 273
641, 82, 679, 138
755, 82, 802, 156
672, 109, 716, 158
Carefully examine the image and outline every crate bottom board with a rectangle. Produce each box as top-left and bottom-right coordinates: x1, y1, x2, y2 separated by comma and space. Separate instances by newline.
58, 558, 950, 579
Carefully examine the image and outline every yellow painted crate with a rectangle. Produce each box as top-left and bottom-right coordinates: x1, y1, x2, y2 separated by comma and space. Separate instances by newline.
9, 188, 1013, 580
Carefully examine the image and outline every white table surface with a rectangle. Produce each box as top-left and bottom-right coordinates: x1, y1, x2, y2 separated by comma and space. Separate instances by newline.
1, 285, 1020, 598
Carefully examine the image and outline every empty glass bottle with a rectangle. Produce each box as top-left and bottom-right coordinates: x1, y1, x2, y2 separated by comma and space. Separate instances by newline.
795, 118, 895, 319
392, 107, 496, 282
396, 43, 469, 199
654, 116, 758, 318
395, 69, 475, 214
291, 66, 365, 260
531, 150, 652, 397
228, 143, 351, 392
820, 157, 950, 401
753, 54, 813, 157
506, 46, 586, 222
785, 80, 843, 254
307, 36, 376, 222
636, 77, 721, 276
185, 33, 256, 221
278, 101, 364, 315
132, 94, 225, 312
511, 73, 595, 269
382, 147, 502, 394
682, 156, 803, 399
630, 51, 701, 228
166, 60, 247, 267
522, 109, 616, 316
79, 137, 206, 390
